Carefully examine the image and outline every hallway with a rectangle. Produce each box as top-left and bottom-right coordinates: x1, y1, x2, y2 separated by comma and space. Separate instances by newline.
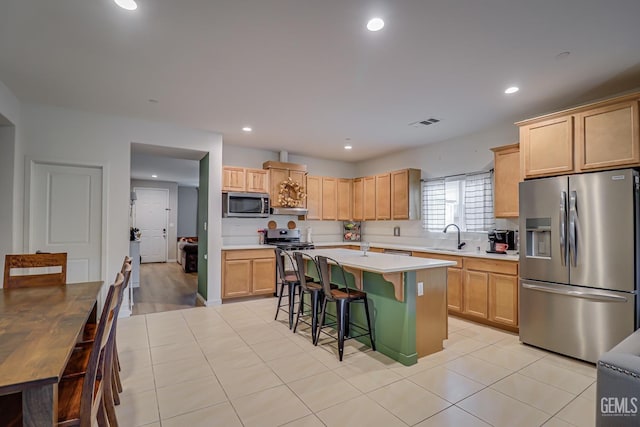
133, 262, 200, 315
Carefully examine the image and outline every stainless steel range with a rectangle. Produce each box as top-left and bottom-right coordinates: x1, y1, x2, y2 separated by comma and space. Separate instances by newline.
264, 228, 315, 251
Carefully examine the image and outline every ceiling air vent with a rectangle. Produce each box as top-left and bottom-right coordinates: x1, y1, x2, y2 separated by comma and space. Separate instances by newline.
410, 118, 440, 127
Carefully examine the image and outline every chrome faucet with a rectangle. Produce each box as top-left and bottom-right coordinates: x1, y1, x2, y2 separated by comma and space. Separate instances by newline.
443, 223, 466, 250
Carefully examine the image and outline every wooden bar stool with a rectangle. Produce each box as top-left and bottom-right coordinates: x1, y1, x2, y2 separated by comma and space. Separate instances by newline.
315, 255, 376, 361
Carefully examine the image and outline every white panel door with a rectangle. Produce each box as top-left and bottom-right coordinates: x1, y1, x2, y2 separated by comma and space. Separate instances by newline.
30, 162, 102, 283
134, 187, 168, 263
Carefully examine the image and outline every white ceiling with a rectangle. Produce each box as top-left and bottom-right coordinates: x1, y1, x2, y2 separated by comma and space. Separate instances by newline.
1, 0, 640, 162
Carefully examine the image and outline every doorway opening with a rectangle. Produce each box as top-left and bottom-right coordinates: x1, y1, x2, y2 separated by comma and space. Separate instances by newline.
130, 143, 208, 315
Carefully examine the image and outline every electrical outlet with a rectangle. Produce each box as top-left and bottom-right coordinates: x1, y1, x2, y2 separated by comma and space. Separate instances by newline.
417, 281, 424, 296
393, 226, 400, 236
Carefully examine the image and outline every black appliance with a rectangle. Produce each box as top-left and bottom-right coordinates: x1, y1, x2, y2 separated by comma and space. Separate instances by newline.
487, 229, 517, 253
264, 228, 315, 251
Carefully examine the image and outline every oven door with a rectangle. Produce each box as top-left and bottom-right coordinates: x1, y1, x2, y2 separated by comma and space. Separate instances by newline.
223, 192, 269, 217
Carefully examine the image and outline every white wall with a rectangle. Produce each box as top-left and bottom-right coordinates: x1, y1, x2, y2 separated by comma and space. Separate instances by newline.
131, 179, 179, 262
0, 80, 22, 273
20, 103, 224, 305
177, 186, 198, 237
222, 145, 356, 177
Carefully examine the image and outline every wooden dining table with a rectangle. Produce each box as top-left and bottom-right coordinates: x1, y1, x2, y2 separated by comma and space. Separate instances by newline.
0, 281, 103, 427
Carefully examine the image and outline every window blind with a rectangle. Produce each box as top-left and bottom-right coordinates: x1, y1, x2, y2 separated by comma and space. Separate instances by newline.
422, 179, 446, 230
464, 171, 495, 232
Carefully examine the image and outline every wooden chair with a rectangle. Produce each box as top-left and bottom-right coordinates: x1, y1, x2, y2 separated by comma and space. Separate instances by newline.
57, 273, 123, 426
315, 255, 375, 361
3, 252, 67, 288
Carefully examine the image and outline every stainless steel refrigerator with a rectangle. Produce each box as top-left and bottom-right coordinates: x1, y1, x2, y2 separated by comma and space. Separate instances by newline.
519, 168, 639, 363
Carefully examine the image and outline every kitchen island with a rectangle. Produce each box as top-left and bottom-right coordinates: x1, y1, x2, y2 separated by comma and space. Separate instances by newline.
301, 248, 455, 365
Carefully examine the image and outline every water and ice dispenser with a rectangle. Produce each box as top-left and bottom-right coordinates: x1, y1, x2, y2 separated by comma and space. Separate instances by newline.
525, 218, 552, 258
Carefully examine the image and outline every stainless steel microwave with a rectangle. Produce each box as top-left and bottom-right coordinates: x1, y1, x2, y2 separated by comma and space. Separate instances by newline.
222, 192, 270, 218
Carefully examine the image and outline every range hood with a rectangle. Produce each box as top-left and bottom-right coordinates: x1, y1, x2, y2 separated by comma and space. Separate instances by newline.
270, 207, 308, 216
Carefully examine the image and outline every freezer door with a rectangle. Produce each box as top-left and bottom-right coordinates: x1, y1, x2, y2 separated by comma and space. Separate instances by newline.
569, 169, 638, 292
519, 176, 569, 284
520, 280, 636, 363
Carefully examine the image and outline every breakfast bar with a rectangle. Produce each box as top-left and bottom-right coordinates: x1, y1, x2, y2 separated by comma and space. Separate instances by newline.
302, 248, 455, 365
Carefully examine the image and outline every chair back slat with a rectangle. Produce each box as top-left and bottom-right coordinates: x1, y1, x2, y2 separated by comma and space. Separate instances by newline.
316, 255, 352, 299
80, 273, 123, 424
3, 253, 67, 288
275, 248, 288, 282
293, 252, 319, 291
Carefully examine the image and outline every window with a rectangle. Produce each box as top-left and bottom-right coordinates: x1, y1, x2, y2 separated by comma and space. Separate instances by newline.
422, 171, 495, 232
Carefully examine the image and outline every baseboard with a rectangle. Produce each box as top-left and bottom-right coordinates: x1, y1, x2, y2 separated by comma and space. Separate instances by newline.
168, 258, 177, 263
197, 293, 222, 306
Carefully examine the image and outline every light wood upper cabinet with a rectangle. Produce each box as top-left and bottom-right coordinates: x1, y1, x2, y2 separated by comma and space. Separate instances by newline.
223, 166, 269, 193
337, 178, 352, 220
245, 168, 269, 193
518, 92, 640, 179
363, 176, 376, 220
491, 144, 520, 218
520, 115, 574, 178
352, 178, 364, 221
322, 177, 338, 220
391, 169, 421, 220
222, 167, 246, 192
576, 100, 640, 171
262, 161, 308, 208
305, 175, 322, 220
375, 173, 391, 220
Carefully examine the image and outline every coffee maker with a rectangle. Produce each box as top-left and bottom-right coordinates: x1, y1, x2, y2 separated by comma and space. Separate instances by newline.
487, 229, 517, 253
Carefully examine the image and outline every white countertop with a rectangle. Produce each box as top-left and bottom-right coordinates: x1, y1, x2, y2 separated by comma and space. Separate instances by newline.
300, 248, 456, 274
312, 241, 519, 262
222, 244, 277, 250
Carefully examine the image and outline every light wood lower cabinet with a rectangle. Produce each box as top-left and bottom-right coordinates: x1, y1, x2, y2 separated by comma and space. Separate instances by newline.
414, 251, 519, 331
222, 249, 276, 299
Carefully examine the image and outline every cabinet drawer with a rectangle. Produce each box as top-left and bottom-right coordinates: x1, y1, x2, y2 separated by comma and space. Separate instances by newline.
223, 249, 276, 260
412, 252, 463, 268
463, 258, 518, 275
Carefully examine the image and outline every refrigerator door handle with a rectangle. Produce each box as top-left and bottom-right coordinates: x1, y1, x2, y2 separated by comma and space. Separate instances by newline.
522, 283, 629, 303
559, 191, 567, 266
568, 191, 577, 267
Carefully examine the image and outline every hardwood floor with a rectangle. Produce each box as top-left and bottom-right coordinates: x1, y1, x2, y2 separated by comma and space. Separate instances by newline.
132, 262, 202, 315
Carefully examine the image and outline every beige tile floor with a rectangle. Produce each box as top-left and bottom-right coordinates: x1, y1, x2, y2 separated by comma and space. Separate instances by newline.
115, 298, 597, 427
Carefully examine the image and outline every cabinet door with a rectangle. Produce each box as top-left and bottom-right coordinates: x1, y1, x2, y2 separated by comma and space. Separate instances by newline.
376, 173, 391, 220
576, 100, 640, 171
268, 169, 289, 207
305, 175, 322, 220
363, 176, 376, 220
391, 170, 409, 219
489, 273, 518, 327
521, 115, 574, 178
352, 178, 364, 221
245, 169, 269, 193
322, 177, 338, 220
252, 258, 276, 294
463, 270, 488, 318
223, 259, 252, 298
223, 167, 246, 192
337, 178, 352, 220
290, 171, 307, 208
492, 144, 520, 218
447, 267, 463, 312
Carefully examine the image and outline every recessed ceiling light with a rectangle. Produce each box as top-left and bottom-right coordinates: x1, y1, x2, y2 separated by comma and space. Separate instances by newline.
367, 18, 385, 32
114, 0, 137, 11
556, 51, 571, 60
504, 86, 520, 94
344, 145, 353, 150
242, 127, 252, 132
151, 174, 158, 178
148, 99, 159, 104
